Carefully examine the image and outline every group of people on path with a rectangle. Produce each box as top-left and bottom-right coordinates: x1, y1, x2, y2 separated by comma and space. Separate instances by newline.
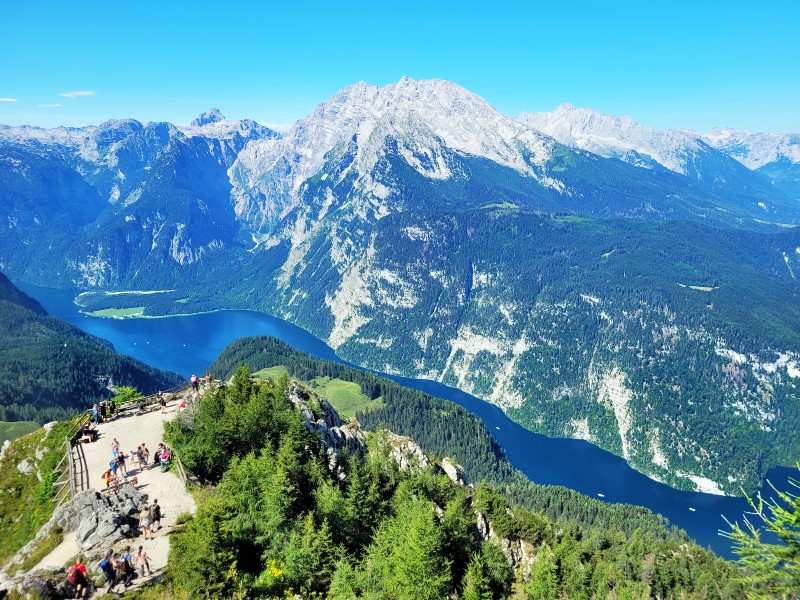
101, 438, 174, 492
91, 400, 116, 425
67, 544, 152, 597
96, 544, 152, 593
138, 499, 162, 539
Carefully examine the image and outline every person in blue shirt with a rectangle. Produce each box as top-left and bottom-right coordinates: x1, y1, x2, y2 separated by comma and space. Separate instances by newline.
92, 404, 99, 425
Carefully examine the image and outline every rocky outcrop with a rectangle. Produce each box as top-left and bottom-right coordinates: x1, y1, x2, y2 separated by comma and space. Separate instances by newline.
2, 484, 144, 584
0, 566, 73, 600
438, 456, 468, 486
57, 486, 144, 552
290, 386, 367, 477
476, 511, 536, 582
380, 430, 429, 472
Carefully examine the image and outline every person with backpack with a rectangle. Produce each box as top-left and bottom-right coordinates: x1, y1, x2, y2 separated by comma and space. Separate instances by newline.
99, 549, 116, 592
151, 499, 162, 532
67, 557, 89, 598
119, 545, 136, 588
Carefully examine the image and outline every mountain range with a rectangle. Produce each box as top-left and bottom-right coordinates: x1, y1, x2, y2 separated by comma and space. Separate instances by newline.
1, 77, 799, 493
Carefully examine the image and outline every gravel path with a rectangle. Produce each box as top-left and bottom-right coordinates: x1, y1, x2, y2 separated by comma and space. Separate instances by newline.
33, 394, 197, 591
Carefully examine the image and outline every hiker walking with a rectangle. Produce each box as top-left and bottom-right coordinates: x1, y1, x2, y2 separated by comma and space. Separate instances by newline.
67, 557, 89, 598
92, 404, 99, 425
139, 504, 153, 540
119, 545, 136, 588
151, 499, 162, 532
190, 374, 198, 392
99, 549, 116, 592
159, 392, 167, 413
111, 438, 120, 457
136, 545, 152, 576
100, 401, 107, 421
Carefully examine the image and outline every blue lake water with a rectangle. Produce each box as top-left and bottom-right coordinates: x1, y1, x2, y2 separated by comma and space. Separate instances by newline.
24, 284, 796, 559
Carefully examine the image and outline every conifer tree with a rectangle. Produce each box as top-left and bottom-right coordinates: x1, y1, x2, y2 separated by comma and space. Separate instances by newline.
722, 471, 800, 598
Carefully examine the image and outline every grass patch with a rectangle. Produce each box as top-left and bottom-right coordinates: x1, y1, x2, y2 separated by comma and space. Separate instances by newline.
87, 306, 145, 317
17, 526, 64, 572
0, 420, 73, 567
253, 365, 289, 381
677, 283, 718, 292
481, 201, 519, 210
0, 421, 39, 444
309, 376, 383, 419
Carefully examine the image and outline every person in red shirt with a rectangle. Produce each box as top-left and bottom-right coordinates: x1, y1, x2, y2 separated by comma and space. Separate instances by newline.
67, 557, 89, 598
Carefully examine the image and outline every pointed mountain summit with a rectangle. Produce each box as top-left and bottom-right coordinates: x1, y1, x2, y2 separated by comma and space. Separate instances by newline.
230, 76, 561, 226
191, 108, 226, 126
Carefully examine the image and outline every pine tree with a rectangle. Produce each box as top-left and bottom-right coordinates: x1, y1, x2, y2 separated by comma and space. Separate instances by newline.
526, 544, 559, 600
462, 553, 493, 600
722, 470, 800, 598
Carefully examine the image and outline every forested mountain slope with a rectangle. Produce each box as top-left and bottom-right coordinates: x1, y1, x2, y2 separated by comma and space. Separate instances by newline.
163, 357, 742, 599
0, 273, 183, 421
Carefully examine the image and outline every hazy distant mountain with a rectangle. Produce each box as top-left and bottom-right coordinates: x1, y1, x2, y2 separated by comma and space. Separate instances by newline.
519, 103, 795, 215
701, 128, 800, 199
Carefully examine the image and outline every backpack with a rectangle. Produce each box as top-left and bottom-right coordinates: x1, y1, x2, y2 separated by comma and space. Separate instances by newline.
99, 558, 111, 573
67, 565, 79, 584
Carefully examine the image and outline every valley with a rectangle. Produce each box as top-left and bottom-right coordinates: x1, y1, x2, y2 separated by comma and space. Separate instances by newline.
2, 77, 799, 500
20, 284, 798, 558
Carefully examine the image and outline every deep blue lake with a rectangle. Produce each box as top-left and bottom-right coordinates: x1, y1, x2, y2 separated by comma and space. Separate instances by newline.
24, 284, 795, 559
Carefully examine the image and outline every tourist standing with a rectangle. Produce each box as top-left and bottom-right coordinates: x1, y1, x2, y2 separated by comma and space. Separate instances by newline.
139, 504, 153, 540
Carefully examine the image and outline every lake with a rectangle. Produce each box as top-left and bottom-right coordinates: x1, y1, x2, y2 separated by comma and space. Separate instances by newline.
24, 284, 795, 558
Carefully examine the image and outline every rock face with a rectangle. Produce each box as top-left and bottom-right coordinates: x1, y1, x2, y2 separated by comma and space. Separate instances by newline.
476, 511, 536, 582
2, 484, 144, 584
438, 457, 468, 486
56, 486, 144, 552
381, 430, 429, 472
290, 386, 367, 475
0, 566, 73, 600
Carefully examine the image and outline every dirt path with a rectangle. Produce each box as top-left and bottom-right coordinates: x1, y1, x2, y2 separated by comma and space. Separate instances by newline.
33, 394, 197, 587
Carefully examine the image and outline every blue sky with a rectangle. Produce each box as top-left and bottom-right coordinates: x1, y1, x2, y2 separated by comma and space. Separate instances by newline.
1, 1, 798, 132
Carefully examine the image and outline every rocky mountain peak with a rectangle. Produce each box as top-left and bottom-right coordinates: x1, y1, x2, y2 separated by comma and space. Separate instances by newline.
191, 108, 226, 127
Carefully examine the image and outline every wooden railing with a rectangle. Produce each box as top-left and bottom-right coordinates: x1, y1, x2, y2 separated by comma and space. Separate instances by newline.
51, 380, 200, 506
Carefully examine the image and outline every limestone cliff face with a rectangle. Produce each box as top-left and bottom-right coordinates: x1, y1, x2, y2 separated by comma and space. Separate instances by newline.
0, 486, 144, 596
476, 510, 537, 582
289, 382, 467, 486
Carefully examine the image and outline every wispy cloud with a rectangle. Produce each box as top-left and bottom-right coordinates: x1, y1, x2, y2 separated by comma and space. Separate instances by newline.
0, 97, 18, 102
59, 90, 95, 98
39, 103, 63, 108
